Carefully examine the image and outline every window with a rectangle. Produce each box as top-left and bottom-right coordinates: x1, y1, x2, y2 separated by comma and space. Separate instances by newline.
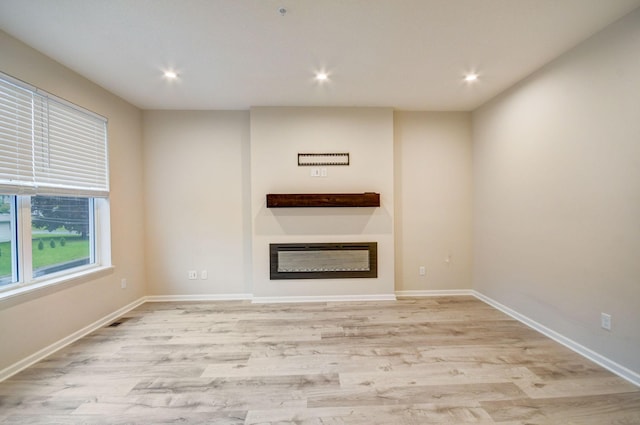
31, 196, 93, 278
0, 195, 17, 286
0, 72, 110, 295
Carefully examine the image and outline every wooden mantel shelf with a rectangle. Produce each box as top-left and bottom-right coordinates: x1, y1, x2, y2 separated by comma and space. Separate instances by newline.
266, 192, 380, 208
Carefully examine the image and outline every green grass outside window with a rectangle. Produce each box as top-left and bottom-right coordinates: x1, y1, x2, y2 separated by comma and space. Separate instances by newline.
0, 234, 89, 278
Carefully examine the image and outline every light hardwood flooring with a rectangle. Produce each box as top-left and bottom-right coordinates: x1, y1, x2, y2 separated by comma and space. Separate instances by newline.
0, 296, 638, 424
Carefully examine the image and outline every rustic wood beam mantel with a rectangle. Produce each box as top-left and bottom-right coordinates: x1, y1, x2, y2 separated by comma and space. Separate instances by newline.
266, 192, 380, 208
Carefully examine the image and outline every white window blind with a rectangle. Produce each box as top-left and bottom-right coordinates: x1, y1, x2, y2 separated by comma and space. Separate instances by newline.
0, 77, 39, 194
0, 73, 108, 197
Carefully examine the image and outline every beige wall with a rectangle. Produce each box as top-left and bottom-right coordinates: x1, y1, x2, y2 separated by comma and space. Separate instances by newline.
472, 9, 640, 373
394, 112, 472, 292
142, 110, 252, 296
142, 108, 474, 300
250, 107, 395, 298
0, 31, 146, 371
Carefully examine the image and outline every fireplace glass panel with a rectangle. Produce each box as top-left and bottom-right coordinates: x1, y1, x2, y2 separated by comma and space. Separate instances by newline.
270, 242, 377, 279
277, 250, 370, 272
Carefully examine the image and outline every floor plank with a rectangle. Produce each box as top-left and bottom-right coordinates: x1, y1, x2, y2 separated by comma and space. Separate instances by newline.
0, 297, 637, 424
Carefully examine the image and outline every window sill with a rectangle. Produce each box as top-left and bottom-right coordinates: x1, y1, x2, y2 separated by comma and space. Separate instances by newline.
0, 265, 114, 308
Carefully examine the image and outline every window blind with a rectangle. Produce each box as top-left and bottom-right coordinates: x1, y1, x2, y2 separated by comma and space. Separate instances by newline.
0, 73, 108, 197
0, 77, 39, 194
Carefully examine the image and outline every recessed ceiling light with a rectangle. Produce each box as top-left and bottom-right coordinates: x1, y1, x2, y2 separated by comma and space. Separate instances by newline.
163, 70, 178, 80
315, 72, 329, 82
464, 73, 478, 82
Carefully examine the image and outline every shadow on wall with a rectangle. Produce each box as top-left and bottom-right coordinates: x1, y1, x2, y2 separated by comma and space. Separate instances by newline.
254, 204, 393, 235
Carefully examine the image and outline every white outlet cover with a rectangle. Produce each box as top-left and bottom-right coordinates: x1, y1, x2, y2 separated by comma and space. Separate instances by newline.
601, 313, 612, 330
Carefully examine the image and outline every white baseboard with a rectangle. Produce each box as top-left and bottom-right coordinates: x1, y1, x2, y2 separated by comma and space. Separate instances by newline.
395, 289, 474, 297
472, 290, 640, 387
145, 293, 253, 302
0, 296, 146, 382
251, 294, 397, 304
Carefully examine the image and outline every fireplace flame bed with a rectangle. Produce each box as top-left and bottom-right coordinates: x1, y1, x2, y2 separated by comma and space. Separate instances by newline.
270, 242, 377, 280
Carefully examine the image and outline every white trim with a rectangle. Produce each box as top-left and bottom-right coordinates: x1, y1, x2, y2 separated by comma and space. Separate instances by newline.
251, 294, 396, 304
0, 296, 145, 382
0, 265, 115, 307
145, 293, 253, 302
395, 289, 473, 297
472, 290, 640, 387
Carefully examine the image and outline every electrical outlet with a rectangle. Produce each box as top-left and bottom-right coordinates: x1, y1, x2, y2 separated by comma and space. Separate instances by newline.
188, 270, 197, 280
201, 270, 208, 280
120, 278, 127, 289
601, 313, 612, 331
419, 266, 425, 276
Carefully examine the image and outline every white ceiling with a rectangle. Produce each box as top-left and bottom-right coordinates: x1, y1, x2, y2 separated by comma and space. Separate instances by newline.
1, 0, 639, 111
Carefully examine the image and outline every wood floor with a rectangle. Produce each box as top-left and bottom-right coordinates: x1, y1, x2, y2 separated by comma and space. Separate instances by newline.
0, 296, 638, 424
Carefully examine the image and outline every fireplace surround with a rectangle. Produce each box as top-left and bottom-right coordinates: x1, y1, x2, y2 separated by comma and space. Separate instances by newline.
270, 242, 377, 280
